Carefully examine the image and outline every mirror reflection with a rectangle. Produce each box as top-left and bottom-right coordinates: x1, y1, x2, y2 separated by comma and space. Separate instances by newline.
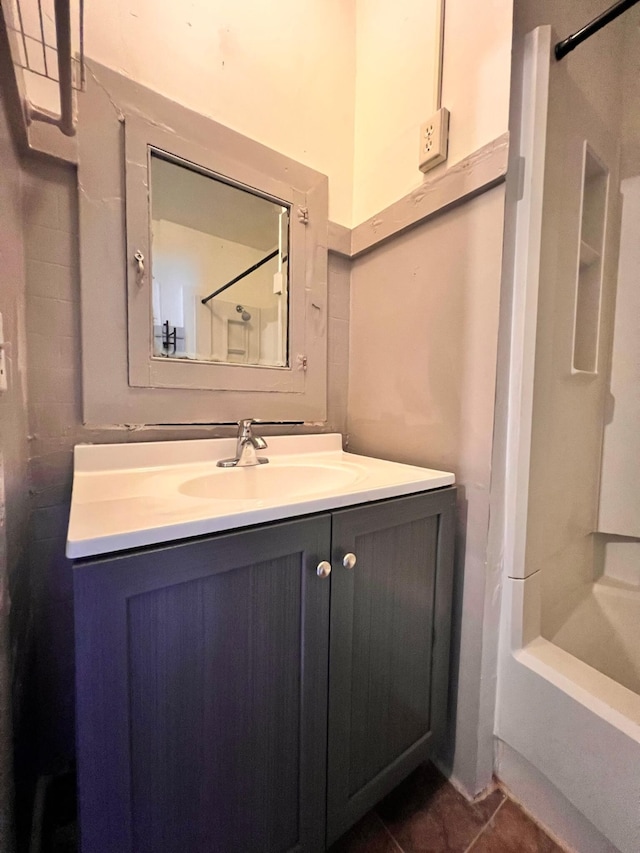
150, 152, 290, 367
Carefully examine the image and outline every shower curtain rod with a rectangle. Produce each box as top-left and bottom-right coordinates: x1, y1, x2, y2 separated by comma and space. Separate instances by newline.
201, 248, 280, 306
555, 0, 640, 60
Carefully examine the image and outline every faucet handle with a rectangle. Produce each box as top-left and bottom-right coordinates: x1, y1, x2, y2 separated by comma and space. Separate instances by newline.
238, 418, 255, 436
218, 420, 269, 467
237, 419, 267, 448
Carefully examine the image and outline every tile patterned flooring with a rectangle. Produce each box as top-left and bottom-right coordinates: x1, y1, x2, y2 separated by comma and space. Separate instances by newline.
329, 763, 565, 853
49, 761, 564, 852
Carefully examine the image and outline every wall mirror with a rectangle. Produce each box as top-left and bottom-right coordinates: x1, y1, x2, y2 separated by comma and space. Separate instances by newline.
125, 113, 309, 395
150, 152, 290, 368
77, 63, 328, 426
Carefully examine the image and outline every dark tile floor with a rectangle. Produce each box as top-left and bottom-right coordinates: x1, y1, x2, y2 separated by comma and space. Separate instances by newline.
48, 761, 564, 852
329, 763, 565, 853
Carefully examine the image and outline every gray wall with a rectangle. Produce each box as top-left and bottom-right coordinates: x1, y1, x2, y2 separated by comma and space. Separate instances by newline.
0, 88, 30, 852
348, 185, 507, 796
21, 153, 349, 767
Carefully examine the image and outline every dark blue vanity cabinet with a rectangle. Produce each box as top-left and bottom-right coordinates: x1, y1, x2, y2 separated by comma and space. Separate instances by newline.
326, 490, 456, 844
74, 488, 456, 853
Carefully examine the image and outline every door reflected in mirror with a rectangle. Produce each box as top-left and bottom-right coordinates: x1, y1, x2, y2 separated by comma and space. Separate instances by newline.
150, 152, 290, 367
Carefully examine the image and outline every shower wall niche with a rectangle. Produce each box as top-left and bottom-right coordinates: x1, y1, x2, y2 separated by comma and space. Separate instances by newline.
572, 142, 608, 375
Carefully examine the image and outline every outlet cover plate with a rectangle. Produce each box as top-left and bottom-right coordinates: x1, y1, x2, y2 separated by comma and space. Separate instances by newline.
419, 107, 450, 173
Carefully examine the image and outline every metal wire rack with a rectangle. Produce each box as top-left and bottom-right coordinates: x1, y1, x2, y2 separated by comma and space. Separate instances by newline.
2, 0, 84, 135
5, 0, 83, 87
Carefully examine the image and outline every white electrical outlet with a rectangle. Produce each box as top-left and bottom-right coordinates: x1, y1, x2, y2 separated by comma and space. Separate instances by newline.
418, 107, 450, 173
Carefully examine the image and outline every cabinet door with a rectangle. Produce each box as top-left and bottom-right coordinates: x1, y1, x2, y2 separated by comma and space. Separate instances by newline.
327, 489, 456, 844
74, 516, 331, 853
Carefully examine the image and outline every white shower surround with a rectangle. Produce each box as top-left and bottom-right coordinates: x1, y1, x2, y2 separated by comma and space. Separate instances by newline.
550, 579, 640, 696
497, 26, 640, 853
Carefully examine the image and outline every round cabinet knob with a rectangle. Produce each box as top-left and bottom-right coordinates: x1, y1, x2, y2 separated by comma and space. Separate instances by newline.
316, 560, 332, 579
342, 553, 357, 570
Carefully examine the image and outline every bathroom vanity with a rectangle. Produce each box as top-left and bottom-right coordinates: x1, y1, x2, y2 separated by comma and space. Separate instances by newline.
68, 435, 456, 853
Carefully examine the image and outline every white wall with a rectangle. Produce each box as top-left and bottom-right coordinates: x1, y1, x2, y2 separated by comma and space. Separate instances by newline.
351, 0, 442, 224
17, 0, 513, 228
85, 0, 357, 225
440, 0, 512, 177
352, 0, 513, 224
86, 0, 448, 227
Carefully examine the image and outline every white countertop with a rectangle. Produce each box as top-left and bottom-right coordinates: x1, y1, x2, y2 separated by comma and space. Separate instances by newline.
66, 433, 455, 559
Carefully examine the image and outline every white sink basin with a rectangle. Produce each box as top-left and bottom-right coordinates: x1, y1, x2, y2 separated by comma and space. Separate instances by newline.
179, 462, 365, 502
67, 433, 454, 558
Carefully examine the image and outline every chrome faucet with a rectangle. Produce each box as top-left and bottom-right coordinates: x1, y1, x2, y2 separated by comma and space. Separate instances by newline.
217, 419, 269, 468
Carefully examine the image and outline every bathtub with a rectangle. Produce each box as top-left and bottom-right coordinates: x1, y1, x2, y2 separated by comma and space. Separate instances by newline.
498, 25, 640, 853
549, 579, 640, 696
497, 575, 640, 853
